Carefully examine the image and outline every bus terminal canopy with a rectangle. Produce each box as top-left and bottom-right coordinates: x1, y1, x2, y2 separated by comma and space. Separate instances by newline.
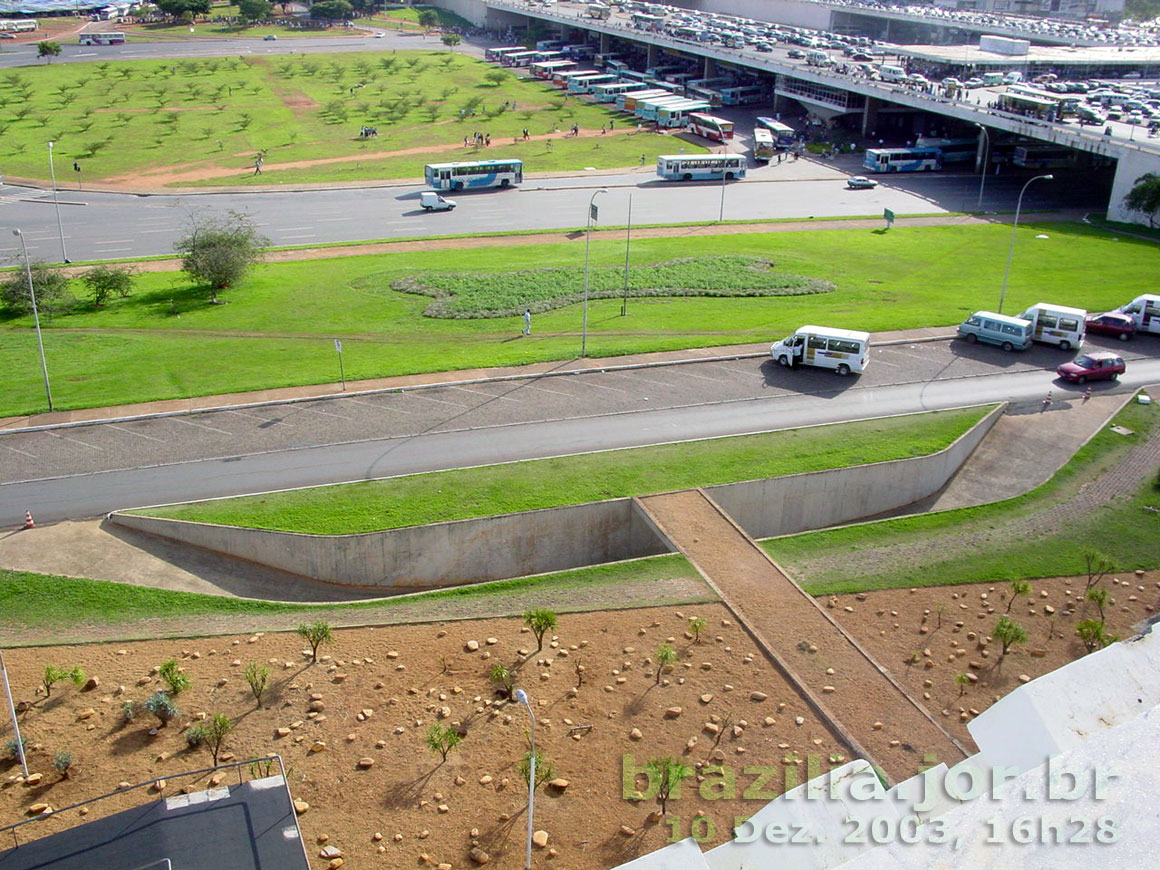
0, 0, 110, 12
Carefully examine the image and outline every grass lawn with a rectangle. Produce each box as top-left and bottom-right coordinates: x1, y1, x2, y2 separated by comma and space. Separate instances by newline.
0, 51, 697, 185
767, 399, 1160, 594
0, 553, 703, 642
2, 222, 1157, 416
134, 406, 990, 532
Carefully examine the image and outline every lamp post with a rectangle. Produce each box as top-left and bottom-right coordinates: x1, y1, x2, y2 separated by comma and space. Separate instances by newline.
513, 689, 536, 870
974, 122, 989, 211
0, 650, 28, 778
580, 188, 608, 358
46, 141, 70, 264
998, 174, 1052, 314
12, 229, 54, 412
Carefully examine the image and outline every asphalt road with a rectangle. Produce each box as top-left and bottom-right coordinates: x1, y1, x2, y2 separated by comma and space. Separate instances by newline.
4, 335, 1157, 522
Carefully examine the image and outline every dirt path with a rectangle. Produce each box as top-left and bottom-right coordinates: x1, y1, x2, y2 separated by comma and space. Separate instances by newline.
635, 490, 969, 782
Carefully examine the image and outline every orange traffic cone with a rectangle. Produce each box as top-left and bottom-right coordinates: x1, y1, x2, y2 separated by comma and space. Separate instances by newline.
23, 510, 35, 529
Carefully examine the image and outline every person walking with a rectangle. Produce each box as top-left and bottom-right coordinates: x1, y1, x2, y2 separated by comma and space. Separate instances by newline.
522, 309, 532, 336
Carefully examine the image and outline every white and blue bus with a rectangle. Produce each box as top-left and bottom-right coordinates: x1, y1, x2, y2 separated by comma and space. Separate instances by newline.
424, 160, 523, 191
756, 117, 796, 148
657, 154, 746, 181
656, 100, 710, 128
914, 136, 980, 165
568, 73, 617, 93
862, 146, 942, 173
485, 46, 525, 62
592, 80, 651, 102
501, 50, 538, 68
720, 85, 766, 106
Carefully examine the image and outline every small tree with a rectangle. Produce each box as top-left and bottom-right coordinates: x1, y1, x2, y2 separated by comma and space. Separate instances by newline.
243, 662, 269, 708
295, 620, 333, 662
1076, 619, 1117, 653
1086, 586, 1109, 622
518, 747, 554, 792
42, 665, 85, 697
1006, 579, 1031, 613
954, 672, 971, 697
417, 8, 439, 28
425, 723, 462, 763
5, 736, 28, 760
310, 0, 353, 22
488, 663, 515, 695
523, 608, 557, 653
1083, 549, 1113, 593
174, 210, 270, 303
201, 713, 233, 765
158, 659, 191, 696
441, 34, 461, 50
687, 616, 706, 644
0, 262, 72, 317
1123, 172, 1160, 228
993, 616, 1027, 659
37, 42, 61, 63
654, 644, 677, 685
935, 602, 947, 629
144, 691, 179, 727
646, 757, 692, 815
238, 0, 272, 22
484, 69, 509, 87
52, 750, 73, 779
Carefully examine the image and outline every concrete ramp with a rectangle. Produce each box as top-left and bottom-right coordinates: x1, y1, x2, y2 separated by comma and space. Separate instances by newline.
635, 489, 968, 783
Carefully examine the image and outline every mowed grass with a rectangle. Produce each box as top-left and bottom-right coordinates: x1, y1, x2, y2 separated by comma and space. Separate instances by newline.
0, 553, 702, 641
1, 222, 1157, 416
0, 50, 701, 185
768, 399, 1160, 594
135, 407, 990, 532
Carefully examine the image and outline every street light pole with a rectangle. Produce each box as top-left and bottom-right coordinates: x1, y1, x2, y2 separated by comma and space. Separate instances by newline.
580, 188, 607, 358
974, 122, 989, 212
513, 689, 536, 870
0, 650, 28, 779
998, 174, 1052, 315
13, 229, 54, 412
46, 141, 70, 264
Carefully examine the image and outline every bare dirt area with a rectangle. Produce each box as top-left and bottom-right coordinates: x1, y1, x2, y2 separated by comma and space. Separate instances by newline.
0, 605, 852, 869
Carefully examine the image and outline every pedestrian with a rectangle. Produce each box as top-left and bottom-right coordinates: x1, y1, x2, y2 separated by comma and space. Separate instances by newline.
601, 124, 606, 135
522, 309, 531, 336
640, 154, 646, 166
485, 133, 491, 147
609, 119, 614, 131
252, 159, 262, 176
464, 135, 469, 147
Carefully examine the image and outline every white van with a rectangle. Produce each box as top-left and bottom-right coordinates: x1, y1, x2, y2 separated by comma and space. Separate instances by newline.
771, 326, 870, 375
1118, 294, 1160, 334
1017, 303, 1086, 350
420, 191, 456, 211
806, 50, 832, 67
981, 72, 1006, 86
878, 64, 906, 83
1003, 71, 1023, 84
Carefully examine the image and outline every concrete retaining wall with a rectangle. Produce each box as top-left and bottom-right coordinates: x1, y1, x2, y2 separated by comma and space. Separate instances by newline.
110, 499, 670, 593
706, 404, 1005, 540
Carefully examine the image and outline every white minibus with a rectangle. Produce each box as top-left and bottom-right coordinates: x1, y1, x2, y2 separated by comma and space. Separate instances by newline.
770, 326, 870, 375
1118, 294, 1160, 334
1017, 303, 1086, 350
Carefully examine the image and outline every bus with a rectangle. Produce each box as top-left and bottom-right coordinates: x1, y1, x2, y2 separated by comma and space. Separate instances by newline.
686, 85, 723, 107
656, 100, 711, 128
424, 160, 523, 191
531, 60, 576, 79
1012, 144, 1077, 169
0, 19, 37, 32
753, 127, 775, 161
914, 136, 979, 165
569, 74, 618, 94
756, 117, 796, 148
586, 3, 611, 19
501, 50, 538, 67
618, 88, 670, 112
618, 69, 653, 84
552, 68, 598, 87
485, 46, 524, 62
720, 85, 766, 106
637, 96, 688, 121
862, 146, 942, 173
998, 91, 1059, 122
78, 32, 125, 45
592, 80, 651, 102
531, 50, 566, 63
657, 154, 746, 181
671, 26, 705, 42
631, 12, 665, 31
1008, 84, 1079, 118
687, 112, 734, 141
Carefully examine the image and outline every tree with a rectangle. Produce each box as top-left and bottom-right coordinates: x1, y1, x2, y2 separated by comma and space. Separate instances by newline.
158, 659, 191, 696
646, 757, 691, 814
144, 691, 179, 726
484, 69, 509, 87
0, 261, 72, 316
37, 42, 61, 63
993, 616, 1027, 659
1083, 549, 1113, 592
488, 663, 515, 695
654, 644, 677, 685
155, 0, 211, 17
1006, 579, 1030, 613
523, 608, 557, 653
518, 747, 554, 791
310, 0, 353, 22
1076, 619, 1117, 653
175, 211, 269, 303
201, 713, 234, 765
1123, 172, 1160, 228
243, 662, 269, 708
426, 723, 462, 763
42, 665, 85, 697
954, 672, 971, 697
417, 8, 439, 28
1086, 586, 1109, 622
52, 750, 73, 779
441, 34, 461, 50
238, 0, 273, 22
296, 620, 333, 662
687, 616, 706, 644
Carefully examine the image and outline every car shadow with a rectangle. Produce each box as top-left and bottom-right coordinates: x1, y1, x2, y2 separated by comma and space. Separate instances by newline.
758, 358, 861, 396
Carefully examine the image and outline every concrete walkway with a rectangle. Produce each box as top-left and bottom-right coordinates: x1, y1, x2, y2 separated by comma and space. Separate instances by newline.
635, 489, 969, 783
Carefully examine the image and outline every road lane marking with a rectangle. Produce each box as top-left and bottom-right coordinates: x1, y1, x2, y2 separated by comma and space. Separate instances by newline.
348, 398, 413, 413
0, 444, 38, 459
45, 432, 103, 450
398, 392, 472, 407
107, 424, 165, 442
170, 417, 234, 435
448, 386, 521, 403
295, 405, 352, 420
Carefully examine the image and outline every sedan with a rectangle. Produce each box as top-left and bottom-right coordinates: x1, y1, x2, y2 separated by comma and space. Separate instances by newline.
1085, 312, 1136, 340
1057, 352, 1125, 384
846, 176, 878, 190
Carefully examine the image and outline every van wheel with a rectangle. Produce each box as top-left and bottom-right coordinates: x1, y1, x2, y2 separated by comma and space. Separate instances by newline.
500, 179, 510, 188
965, 333, 977, 344
423, 205, 432, 212
1001, 341, 1014, 352
1077, 375, 1087, 384
836, 364, 851, 376
777, 355, 790, 367
1059, 340, 1071, 351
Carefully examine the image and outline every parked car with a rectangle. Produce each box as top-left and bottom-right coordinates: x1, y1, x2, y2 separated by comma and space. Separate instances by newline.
1085, 312, 1136, 340
846, 176, 878, 190
1056, 351, 1125, 384
964, 77, 984, 89
787, 48, 805, 59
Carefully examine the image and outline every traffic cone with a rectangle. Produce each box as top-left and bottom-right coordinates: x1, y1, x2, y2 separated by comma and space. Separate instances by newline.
23, 511, 35, 529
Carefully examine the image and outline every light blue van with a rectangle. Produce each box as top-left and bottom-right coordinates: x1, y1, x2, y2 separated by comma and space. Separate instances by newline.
958, 311, 1033, 351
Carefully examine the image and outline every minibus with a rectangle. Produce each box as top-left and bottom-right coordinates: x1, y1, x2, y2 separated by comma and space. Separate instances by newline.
770, 326, 870, 375
958, 311, 1033, 351
1017, 303, 1086, 350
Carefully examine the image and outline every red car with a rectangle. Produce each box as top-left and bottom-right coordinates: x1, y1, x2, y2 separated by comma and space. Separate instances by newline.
1057, 351, 1125, 384
1085, 312, 1136, 341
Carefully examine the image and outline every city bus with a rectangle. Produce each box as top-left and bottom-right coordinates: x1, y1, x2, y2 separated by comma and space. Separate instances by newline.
914, 136, 979, 165
1012, 144, 1077, 169
531, 59, 576, 79
585, 3, 611, 19
1008, 84, 1079, 118
531, 50, 566, 63
657, 154, 746, 181
569, 73, 618, 94
756, 117, 796, 148
631, 12, 665, 31
501, 50, 538, 67
552, 68, 598, 87
78, 32, 125, 45
671, 26, 705, 42
720, 85, 766, 106
618, 88, 670, 112
592, 80, 651, 102
0, 19, 37, 32
686, 112, 734, 141
687, 85, 724, 107
485, 46, 525, 62
998, 91, 1059, 122
656, 100, 711, 128
862, 146, 942, 173
424, 159, 523, 191
636, 96, 689, 121
753, 127, 775, 161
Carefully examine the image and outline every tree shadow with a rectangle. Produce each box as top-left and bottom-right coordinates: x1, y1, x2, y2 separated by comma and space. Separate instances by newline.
382, 765, 439, 810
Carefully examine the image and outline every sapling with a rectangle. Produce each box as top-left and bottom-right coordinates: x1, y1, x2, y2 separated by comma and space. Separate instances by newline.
646, 757, 692, 815
655, 644, 677, 685
523, 608, 557, 653
687, 616, 706, 644
158, 659, 190, 696
144, 691, 178, 727
993, 616, 1027, 659
955, 672, 971, 697
243, 662, 269, 709
42, 665, 85, 697
425, 723, 462, 763
296, 620, 333, 662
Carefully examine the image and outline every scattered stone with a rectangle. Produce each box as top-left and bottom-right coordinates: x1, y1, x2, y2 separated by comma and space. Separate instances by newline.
466, 641, 480, 652
664, 707, 682, 718
357, 757, 375, 770
699, 694, 713, 704
750, 692, 767, 702
629, 728, 643, 741
533, 831, 549, 848
469, 847, 490, 864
